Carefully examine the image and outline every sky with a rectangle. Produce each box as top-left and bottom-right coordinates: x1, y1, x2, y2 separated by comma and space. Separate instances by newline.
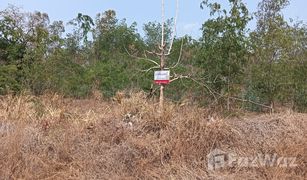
1, 0, 307, 38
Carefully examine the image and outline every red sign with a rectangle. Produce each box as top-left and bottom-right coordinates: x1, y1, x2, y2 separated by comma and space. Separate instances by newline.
154, 70, 170, 84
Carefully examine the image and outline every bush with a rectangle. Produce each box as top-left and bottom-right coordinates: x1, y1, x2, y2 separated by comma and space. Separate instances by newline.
0, 65, 20, 94
29, 57, 92, 98
87, 60, 130, 98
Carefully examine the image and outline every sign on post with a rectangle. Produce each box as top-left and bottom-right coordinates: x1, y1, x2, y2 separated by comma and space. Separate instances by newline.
154, 70, 170, 84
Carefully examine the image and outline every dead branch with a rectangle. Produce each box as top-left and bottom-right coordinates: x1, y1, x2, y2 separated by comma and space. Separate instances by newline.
170, 74, 189, 83
145, 50, 162, 57
167, 0, 179, 55
125, 47, 160, 66
170, 38, 184, 69
146, 85, 160, 99
140, 66, 160, 73
161, 0, 165, 48
188, 77, 218, 102
188, 77, 273, 110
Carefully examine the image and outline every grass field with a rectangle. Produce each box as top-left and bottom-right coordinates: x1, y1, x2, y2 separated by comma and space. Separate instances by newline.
0, 92, 306, 179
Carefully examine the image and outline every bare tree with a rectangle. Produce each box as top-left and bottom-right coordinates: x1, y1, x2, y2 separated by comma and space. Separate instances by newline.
126, 0, 182, 112
127, 0, 271, 113
158, 0, 180, 111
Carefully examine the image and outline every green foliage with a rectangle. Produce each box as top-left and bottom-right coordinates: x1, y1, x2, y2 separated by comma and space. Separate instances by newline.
143, 19, 173, 50
68, 13, 94, 43
0, 65, 20, 94
0, 3, 306, 112
198, 0, 251, 106
29, 55, 91, 97
93, 10, 144, 61
247, 0, 307, 111
0, 7, 26, 64
86, 60, 130, 97
292, 60, 307, 112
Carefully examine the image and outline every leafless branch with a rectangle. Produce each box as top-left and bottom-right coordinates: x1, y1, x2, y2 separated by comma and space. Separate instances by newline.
146, 84, 160, 99
167, 0, 179, 55
170, 38, 184, 69
170, 74, 189, 83
143, 50, 148, 58
125, 47, 160, 66
187, 77, 272, 109
140, 66, 160, 73
188, 77, 218, 102
227, 96, 272, 109
145, 50, 162, 57
161, 0, 165, 48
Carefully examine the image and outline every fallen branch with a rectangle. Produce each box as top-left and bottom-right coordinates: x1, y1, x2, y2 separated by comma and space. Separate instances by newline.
188, 77, 218, 102
185, 77, 273, 110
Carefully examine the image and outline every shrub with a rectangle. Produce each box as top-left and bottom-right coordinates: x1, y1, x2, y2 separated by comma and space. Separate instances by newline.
0, 65, 20, 94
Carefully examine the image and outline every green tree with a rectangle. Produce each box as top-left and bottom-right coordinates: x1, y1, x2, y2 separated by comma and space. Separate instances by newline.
48, 20, 65, 54
248, 0, 298, 110
68, 13, 94, 43
198, 0, 251, 108
143, 19, 173, 51
93, 10, 143, 61
0, 6, 27, 93
0, 5, 26, 64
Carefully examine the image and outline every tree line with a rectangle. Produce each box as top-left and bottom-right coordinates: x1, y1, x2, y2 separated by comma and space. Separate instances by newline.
0, 0, 306, 112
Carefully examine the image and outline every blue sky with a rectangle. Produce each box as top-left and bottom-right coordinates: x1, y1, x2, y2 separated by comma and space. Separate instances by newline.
1, 0, 306, 38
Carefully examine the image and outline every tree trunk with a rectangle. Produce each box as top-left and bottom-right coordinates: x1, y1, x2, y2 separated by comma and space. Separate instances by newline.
159, 84, 164, 111
159, 0, 165, 112
159, 46, 165, 112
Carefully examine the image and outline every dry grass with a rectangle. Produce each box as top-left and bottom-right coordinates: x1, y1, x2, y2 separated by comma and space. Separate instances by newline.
0, 92, 306, 179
